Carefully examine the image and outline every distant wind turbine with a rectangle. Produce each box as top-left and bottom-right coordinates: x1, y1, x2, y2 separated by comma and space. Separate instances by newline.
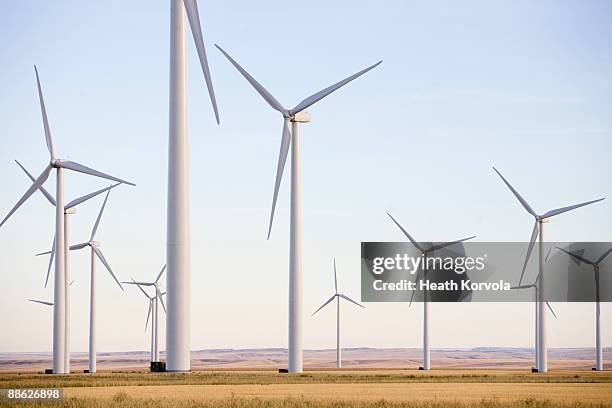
312, 258, 364, 368
556, 245, 612, 371
493, 166, 604, 373
70, 188, 124, 373
510, 248, 558, 371
387, 212, 475, 371
216, 44, 381, 372
123, 266, 167, 364
0, 67, 134, 373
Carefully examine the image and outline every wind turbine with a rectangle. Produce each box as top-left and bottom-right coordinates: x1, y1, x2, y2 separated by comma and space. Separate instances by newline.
387, 212, 475, 371
493, 166, 604, 373
18, 161, 121, 373
216, 44, 381, 372
556, 245, 612, 371
165, 0, 219, 373
312, 258, 364, 368
510, 248, 558, 371
0, 67, 134, 374
69, 188, 124, 373
123, 266, 167, 363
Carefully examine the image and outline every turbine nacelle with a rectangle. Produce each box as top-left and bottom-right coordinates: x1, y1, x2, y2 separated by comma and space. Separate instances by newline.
290, 111, 311, 123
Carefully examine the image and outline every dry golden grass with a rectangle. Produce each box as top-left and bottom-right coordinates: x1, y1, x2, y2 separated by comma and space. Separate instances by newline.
1, 369, 610, 389
1, 370, 611, 408
61, 382, 612, 403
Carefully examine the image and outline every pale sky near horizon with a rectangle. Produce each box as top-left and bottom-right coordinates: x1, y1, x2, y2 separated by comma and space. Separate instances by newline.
0, 1, 611, 354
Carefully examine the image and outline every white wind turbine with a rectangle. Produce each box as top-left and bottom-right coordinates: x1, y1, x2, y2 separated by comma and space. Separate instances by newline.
510, 248, 558, 371
18, 161, 121, 374
387, 212, 475, 371
0, 67, 135, 374
165, 0, 219, 372
493, 166, 604, 373
69, 188, 124, 373
123, 266, 167, 363
556, 245, 612, 371
216, 44, 381, 372
312, 258, 364, 369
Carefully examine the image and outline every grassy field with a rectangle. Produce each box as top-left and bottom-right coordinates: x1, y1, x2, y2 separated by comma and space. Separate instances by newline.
1, 370, 610, 408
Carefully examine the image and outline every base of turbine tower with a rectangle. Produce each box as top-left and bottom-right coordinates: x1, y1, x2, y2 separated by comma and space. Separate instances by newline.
531, 367, 539, 373
150, 361, 167, 372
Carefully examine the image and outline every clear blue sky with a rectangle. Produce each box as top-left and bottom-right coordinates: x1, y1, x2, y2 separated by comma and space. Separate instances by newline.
0, 0, 611, 353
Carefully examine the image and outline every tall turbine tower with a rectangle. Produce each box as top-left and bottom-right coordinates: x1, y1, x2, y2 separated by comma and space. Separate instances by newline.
0, 67, 134, 373
312, 258, 364, 368
493, 167, 604, 372
387, 212, 475, 371
216, 44, 381, 372
556, 245, 612, 371
166, 0, 219, 372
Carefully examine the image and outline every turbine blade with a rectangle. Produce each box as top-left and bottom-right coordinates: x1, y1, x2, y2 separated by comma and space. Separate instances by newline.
492, 167, 537, 217
596, 246, 612, 265
155, 265, 167, 284
215, 44, 286, 113
58, 160, 135, 186
28, 299, 54, 306
93, 247, 123, 291
34, 66, 55, 160
131, 279, 153, 299
386, 212, 423, 252
267, 118, 291, 239
409, 266, 424, 307
145, 300, 152, 331
44, 235, 55, 288
541, 198, 605, 219
157, 287, 167, 313
182, 0, 220, 124
123, 281, 155, 286
65, 183, 121, 210
15, 160, 56, 206
0, 164, 53, 229
519, 220, 539, 285
556, 247, 593, 266
290, 60, 382, 115
546, 301, 558, 319
510, 285, 534, 290
338, 293, 365, 309
333, 258, 338, 294
69, 242, 89, 251
427, 236, 476, 253
312, 295, 336, 316
90, 189, 111, 240
545, 247, 552, 263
